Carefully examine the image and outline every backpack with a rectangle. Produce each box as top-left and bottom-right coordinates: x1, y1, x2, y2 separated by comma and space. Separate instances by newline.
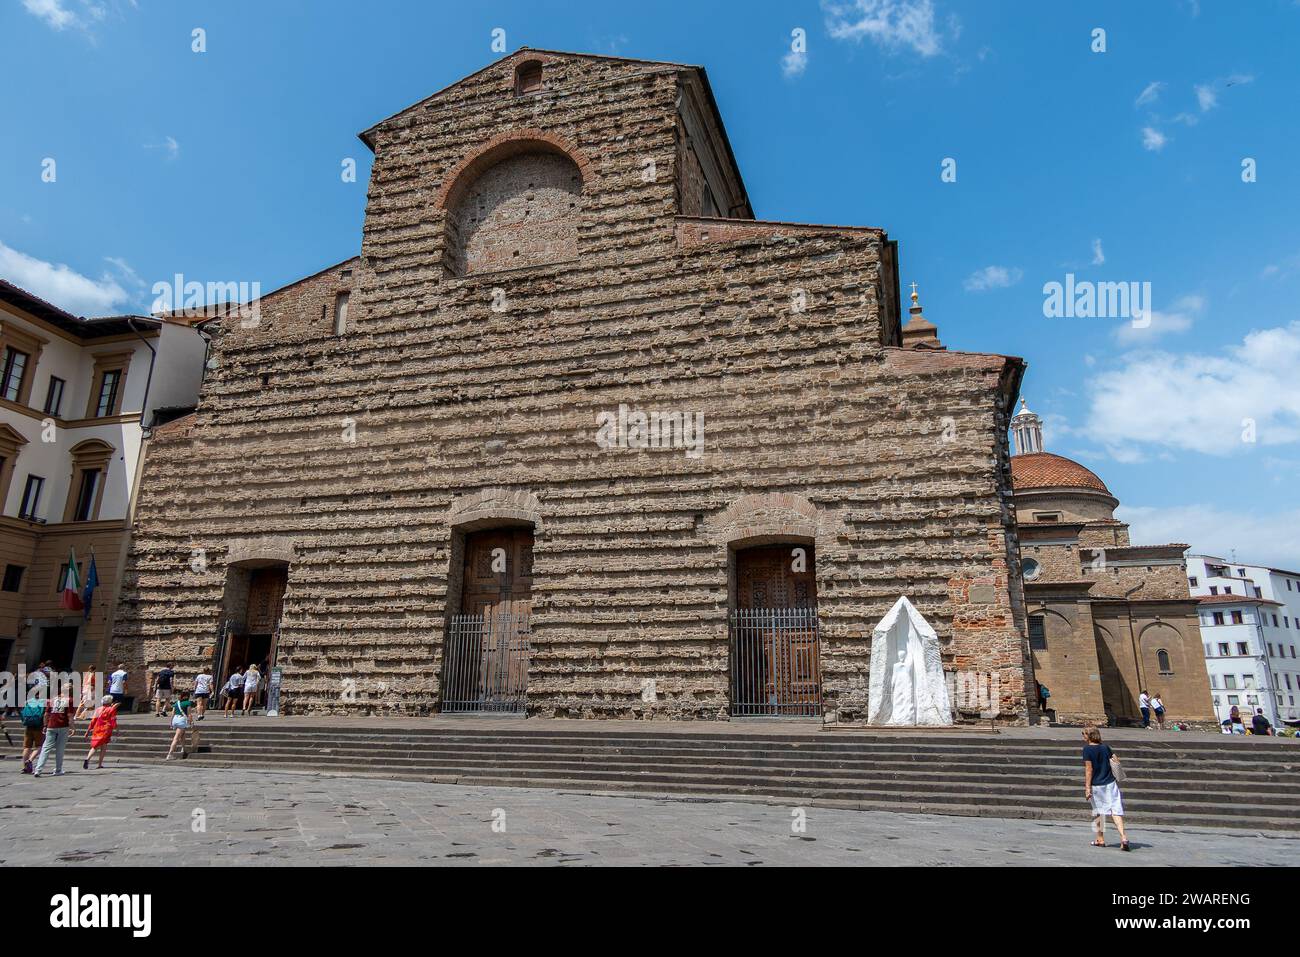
21, 700, 45, 729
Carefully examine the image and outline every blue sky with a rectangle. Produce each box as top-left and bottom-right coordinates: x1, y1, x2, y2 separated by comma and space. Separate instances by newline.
3, 0, 1299, 567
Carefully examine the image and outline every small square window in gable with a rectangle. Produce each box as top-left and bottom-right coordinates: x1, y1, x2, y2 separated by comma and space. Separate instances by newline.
514, 61, 543, 95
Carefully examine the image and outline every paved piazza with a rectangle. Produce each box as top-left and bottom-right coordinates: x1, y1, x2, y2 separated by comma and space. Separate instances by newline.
0, 763, 1294, 866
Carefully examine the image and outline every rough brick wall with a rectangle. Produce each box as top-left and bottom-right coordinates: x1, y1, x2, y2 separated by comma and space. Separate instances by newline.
110, 51, 1030, 721
448, 151, 582, 275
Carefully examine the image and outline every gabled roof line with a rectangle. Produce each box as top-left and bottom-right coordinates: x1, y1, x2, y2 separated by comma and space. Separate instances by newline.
359, 47, 709, 149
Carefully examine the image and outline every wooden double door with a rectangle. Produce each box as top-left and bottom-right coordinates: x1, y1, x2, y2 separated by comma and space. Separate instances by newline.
460, 527, 533, 618
731, 545, 822, 716
443, 527, 533, 712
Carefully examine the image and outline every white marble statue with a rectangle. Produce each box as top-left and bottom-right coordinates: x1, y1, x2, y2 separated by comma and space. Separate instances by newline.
867, 596, 952, 726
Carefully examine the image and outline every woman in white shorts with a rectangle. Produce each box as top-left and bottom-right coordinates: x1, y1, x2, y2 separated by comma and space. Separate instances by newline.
166, 691, 196, 760
193, 670, 214, 718
242, 664, 261, 715
1082, 725, 1129, 851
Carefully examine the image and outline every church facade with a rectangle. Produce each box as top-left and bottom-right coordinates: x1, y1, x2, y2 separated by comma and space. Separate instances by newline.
109, 50, 1033, 721
1010, 402, 1215, 726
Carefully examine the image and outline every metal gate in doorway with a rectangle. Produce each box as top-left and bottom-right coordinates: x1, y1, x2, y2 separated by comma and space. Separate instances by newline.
441, 610, 531, 713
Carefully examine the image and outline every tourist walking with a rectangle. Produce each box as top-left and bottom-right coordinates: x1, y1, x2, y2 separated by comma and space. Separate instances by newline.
75, 665, 99, 719
28, 661, 51, 694
1138, 690, 1152, 728
223, 667, 244, 716
32, 687, 76, 777
1251, 708, 1274, 736
108, 663, 129, 706
1082, 725, 1129, 850
241, 664, 261, 715
152, 662, 176, 716
82, 695, 118, 769
166, 689, 196, 760
193, 668, 214, 718
19, 691, 46, 774
1150, 692, 1166, 730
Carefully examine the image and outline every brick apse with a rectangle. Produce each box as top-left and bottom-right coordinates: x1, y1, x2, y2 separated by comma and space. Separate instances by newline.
110, 50, 1033, 721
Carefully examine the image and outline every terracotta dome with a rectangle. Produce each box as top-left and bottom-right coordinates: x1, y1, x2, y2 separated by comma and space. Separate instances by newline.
1010, 452, 1111, 495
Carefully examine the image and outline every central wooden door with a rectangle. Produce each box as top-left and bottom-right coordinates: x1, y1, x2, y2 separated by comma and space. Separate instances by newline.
443, 526, 533, 712
731, 545, 821, 716
737, 545, 815, 612
461, 527, 533, 617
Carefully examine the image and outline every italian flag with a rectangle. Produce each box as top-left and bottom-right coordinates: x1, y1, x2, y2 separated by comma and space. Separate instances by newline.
61, 548, 84, 611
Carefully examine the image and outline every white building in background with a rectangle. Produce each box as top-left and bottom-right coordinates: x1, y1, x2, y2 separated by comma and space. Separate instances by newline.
0, 279, 206, 679
1187, 554, 1300, 730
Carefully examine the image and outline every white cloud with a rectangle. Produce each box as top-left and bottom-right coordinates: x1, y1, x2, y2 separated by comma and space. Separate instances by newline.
1141, 127, 1167, 151
22, 0, 77, 29
1091, 238, 1105, 266
963, 265, 1022, 292
1083, 320, 1300, 457
1112, 293, 1202, 345
823, 0, 948, 58
1196, 74, 1254, 113
0, 240, 130, 315
1135, 81, 1164, 107
1118, 503, 1300, 573
22, 0, 109, 32
144, 135, 181, 161
782, 50, 808, 78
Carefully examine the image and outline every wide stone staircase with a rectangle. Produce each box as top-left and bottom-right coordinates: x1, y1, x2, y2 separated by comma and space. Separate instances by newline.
23, 719, 1300, 830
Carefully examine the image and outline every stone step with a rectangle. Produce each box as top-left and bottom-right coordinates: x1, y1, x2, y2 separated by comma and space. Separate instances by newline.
91, 754, 1297, 830
103, 718, 1300, 755
98, 748, 1300, 800
99, 745, 1300, 818
98, 733, 1300, 776
99, 739, 1300, 791
98, 723, 1300, 756
35, 720, 1297, 831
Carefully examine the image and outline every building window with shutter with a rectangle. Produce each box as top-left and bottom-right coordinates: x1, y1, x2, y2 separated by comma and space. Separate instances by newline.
71, 468, 102, 521
1156, 648, 1173, 674
43, 376, 65, 416
94, 369, 121, 416
1028, 615, 1046, 650
1, 564, 24, 592
18, 475, 44, 519
514, 60, 543, 95
1, 348, 29, 403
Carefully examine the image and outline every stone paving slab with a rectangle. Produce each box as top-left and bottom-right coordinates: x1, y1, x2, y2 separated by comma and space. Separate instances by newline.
0, 762, 1295, 866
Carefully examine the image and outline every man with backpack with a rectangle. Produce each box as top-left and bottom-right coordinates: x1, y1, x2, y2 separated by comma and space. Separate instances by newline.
152, 662, 176, 716
32, 685, 76, 777
20, 691, 46, 774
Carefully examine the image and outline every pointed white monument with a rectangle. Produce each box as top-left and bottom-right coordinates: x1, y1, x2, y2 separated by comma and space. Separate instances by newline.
867, 596, 953, 727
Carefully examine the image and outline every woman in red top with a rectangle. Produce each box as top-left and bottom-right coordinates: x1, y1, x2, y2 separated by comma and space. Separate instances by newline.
82, 695, 118, 770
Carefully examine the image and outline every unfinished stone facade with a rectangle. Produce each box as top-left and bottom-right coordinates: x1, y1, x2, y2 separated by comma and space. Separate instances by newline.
1010, 402, 1214, 727
110, 50, 1031, 721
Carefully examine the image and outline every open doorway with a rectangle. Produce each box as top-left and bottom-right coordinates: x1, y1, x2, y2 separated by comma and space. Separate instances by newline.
36, 625, 79, 673
218, 563, 288, 709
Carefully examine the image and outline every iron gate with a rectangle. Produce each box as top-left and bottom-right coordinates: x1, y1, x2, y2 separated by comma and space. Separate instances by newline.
729, 607, 822, 717
442, 611, 531, 713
